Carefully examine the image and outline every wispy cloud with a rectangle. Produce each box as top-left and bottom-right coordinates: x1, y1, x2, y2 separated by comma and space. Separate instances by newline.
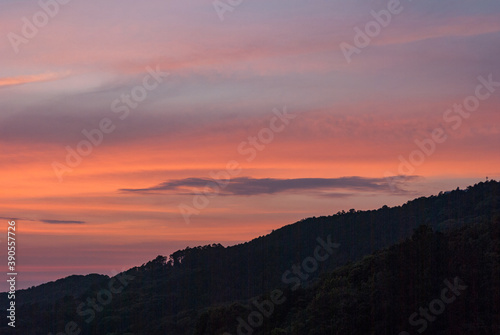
121, 176, 419, 196
0, 72, 70, 88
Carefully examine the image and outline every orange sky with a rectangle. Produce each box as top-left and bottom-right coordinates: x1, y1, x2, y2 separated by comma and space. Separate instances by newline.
1, 0, 499, 290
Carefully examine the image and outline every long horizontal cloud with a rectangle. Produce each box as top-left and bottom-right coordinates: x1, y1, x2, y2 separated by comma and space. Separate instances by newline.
121, 176, 419, 196
0, 217, 85, 224
41, 219, 86, 224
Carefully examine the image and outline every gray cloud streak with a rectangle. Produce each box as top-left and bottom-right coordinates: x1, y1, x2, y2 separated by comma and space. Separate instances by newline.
41, 219, 86, 224
121, 176, 419, 196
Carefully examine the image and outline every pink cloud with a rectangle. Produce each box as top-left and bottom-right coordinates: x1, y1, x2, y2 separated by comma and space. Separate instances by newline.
0, 71, 70, 88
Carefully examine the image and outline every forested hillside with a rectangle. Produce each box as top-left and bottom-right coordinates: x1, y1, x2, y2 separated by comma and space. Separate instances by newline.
197, 221, 500, 334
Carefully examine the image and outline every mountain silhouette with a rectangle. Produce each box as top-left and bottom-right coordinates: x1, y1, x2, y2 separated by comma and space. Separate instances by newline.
2, 180, 499, 334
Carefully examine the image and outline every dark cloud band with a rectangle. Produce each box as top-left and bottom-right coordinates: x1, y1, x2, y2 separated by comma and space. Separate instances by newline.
121, 176, 418, 196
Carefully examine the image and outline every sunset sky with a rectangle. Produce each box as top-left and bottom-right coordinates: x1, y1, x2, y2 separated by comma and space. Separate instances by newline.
1, 0, 499, 290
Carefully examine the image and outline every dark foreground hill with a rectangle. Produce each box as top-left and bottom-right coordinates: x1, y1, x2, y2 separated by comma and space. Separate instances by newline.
198, 220, 500, 334
1, 180, 499, 334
